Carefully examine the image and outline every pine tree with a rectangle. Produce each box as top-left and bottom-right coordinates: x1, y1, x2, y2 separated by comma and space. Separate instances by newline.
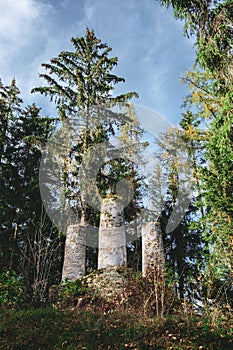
0, 79, 60, 300
150, 126, 204, 299
32, 28, 138, 223
32, 28, 139, 274
0, 79, 23, 272
32, 27, 138, 118
159, 0, 233, 300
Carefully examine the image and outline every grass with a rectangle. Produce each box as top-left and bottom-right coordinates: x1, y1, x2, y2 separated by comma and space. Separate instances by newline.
1, 306, 233, 350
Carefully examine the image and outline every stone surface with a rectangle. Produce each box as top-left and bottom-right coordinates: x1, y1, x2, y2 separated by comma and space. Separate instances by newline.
49, 266, 133, 303
98, 197, 126, 269
62, 224, 86, 281
142, 221, 165, 276
85, 266, 132, 298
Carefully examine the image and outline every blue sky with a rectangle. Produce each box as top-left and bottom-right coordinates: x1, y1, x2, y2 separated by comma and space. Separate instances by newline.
0, 0, 195, 124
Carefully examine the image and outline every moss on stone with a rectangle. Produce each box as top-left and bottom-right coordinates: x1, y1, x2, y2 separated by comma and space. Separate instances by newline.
49, 266, 134, 303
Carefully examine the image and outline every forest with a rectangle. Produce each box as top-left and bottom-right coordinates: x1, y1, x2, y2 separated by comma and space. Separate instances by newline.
0, 0, 233, 349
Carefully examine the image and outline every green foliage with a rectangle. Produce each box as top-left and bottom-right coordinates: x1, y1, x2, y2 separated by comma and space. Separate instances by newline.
0, 270, 25, 308
160, 0, 233, 302
32, 27, 138, 117
60, 279, 88, 301
150, 126, 205, 299
0, 79, 62, 303
159, 0, 233, 88
179, 70, 233, 278
0, 306, 232, 349
32, 27, 140, 241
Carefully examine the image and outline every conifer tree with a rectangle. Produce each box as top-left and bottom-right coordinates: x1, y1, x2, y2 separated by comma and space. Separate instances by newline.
32, 28, 138, 225
32, 27, 138, 119
0, 79, 59, 298
159, 0, 233, 300
32, 28, 139, 274
151, 127, 204, 299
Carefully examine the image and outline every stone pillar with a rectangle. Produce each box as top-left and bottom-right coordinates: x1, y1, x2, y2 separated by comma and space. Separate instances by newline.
142, 221, 164, 276
98, 197, 126, 269
62, 224, 86, 281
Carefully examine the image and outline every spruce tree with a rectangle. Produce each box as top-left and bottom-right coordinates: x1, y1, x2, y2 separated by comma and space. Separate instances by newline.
32, 27, 138, 118
32, 28, 139, 273
159, 0, 233, 300
0, 79, 60, 299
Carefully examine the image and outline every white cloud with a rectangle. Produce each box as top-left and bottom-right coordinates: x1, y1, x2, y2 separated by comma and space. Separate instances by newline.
0, 0, 195, 123
76, 0, 195, 123
0, 0, 39, 41
61, 0, 71, 9
0, 0, 53, 96
0, 0, 49, 59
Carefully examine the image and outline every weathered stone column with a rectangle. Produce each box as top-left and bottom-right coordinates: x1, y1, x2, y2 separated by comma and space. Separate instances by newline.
62, 223, 86, 281
142, 221, 164, 276
98, 197, 126, 269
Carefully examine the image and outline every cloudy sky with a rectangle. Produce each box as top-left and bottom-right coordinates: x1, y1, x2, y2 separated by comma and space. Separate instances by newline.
0, 0, 195, 124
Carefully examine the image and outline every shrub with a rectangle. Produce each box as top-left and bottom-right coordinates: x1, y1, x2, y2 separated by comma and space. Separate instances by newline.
0, 270, 25, 308
59, 279, 88, 302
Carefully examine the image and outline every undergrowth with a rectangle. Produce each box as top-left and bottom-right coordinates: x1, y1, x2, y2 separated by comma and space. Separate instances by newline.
0, 303, 232, 349
0, 270, 232, 349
